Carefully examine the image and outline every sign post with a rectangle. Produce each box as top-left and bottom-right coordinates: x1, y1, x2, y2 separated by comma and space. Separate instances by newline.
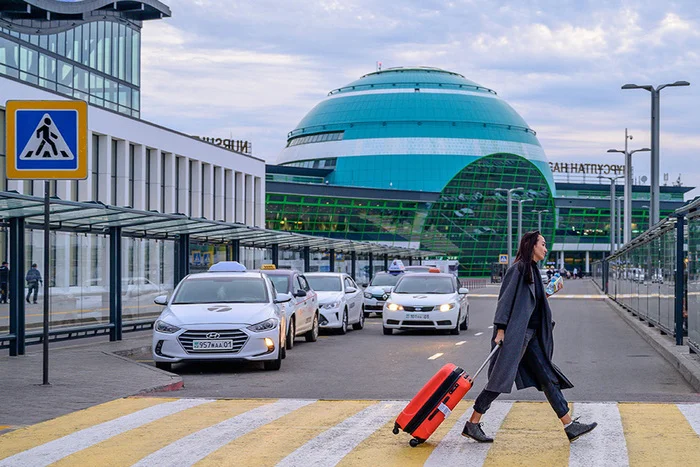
6, 100, 88, 385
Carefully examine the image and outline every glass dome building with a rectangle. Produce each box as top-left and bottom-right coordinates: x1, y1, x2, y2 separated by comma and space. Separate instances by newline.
268, 67, 555, 275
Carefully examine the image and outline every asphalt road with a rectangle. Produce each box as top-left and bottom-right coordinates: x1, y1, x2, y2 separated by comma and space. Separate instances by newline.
128, 279, 700, 403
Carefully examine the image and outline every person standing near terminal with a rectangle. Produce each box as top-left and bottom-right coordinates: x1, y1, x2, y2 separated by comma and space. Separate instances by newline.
0, 261, 9, 304
462, 231, 597, 443
26, 263, 42, 304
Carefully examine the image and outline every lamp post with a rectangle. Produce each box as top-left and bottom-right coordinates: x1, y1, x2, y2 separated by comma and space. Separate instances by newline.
616, 196, 623, 250
600, 175, 624, 254
622, 81, 690, 228
607, 129, 650, 244
495, 187, 524, 267
517, 198, 533, 245
532, 209, 549, 232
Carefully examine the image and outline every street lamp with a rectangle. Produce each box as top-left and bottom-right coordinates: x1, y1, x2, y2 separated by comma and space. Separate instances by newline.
607, 128, 650, 244
516, 198, 533, 245
532, 209, 549, 232
495, 187, 524, 267
599, 175, 625, 254
622, 81, 690, 227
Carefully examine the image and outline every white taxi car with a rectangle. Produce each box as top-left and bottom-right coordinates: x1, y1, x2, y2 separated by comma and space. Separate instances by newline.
152, 264, 289, 371
305, 273, 364, 334
363, 272, 403, 317
256, 268, 319, 350
382, 273, 469, 335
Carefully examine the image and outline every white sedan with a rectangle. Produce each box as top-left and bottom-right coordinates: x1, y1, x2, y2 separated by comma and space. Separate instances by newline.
305, 273, 365, 334
382, 273, 469, 335
152, 271, 289, 371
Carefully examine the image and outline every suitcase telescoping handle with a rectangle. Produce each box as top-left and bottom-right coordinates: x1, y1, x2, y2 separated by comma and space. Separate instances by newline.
467, 341, 502, 383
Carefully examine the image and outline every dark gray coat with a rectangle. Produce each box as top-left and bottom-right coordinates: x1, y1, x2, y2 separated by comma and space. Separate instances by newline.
485, 261, 573, 393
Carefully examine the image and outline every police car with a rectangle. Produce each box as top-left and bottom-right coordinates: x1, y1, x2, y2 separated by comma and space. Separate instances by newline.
382, 272, 469, 335
305, 272, 364, 334
152, 262, 289, 371
363, 259, 406, 317
254, 265, 319, 350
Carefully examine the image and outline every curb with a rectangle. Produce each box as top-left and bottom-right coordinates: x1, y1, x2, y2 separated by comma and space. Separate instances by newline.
106, 348, 185, 394
601, 294, 700, 393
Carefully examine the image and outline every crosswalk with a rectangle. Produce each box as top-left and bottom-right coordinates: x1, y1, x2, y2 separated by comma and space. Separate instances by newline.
1, 398, 698, 466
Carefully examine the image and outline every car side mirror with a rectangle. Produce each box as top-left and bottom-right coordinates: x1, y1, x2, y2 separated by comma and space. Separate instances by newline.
458, 287, 469, 295
275, 293, 293, 303
345, 287, 357, 294
154, 294, 168, 306
294, 289, 307, 298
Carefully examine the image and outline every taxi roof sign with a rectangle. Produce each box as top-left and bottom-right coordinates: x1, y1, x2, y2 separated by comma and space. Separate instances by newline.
209, 261, 247, 272
388, 259, 405, 273
6, 100, 88, 180
260, 264, 277, 270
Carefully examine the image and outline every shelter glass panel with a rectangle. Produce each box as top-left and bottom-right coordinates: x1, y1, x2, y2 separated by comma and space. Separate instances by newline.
123, 238, 174, 322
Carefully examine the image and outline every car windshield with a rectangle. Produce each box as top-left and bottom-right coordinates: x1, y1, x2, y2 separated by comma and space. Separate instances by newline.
172, 277, 268, 304
394, 276, 455, 294
370, 273, 401, 287
306, 276, 342, 291
268, 275, 290, 294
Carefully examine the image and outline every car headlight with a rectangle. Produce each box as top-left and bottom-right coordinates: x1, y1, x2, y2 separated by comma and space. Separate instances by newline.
436, 303, 456, 312
364, 292, 373, 299
155, 320, 181, 334
386, 302, 404, 311
322, 301, 340, 309
247, 318, 279, 332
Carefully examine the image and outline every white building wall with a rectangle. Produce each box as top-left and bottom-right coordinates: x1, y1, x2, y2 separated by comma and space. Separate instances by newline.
176, 156, 189, 215
115, 139, 129, 207
235, 172, 244, 223
224, 169, 234, 222
245, 174, 254, 226
214, 166, 225, 221
202, 163, 214, 220
189, 159, 202, 218
162, 152, 176, 214
148, 148, 163, 212
132, 144, 147, 210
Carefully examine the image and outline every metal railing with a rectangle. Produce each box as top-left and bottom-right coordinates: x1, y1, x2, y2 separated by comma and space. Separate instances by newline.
593, 198, 700, 354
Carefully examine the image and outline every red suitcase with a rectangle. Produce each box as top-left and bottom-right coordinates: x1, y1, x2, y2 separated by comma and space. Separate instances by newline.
393, 344, 501, 447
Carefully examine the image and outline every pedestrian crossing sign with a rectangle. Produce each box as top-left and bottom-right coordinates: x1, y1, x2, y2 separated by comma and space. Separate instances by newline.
5, 100, 88, 180
499, 254, 508, 264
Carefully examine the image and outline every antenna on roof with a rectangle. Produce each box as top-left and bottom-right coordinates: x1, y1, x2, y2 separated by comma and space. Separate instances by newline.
376, 61, 382, 71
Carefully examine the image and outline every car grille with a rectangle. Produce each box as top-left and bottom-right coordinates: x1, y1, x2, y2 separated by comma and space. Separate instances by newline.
403, 306, 433, 312
178, 329, 248, 354
365, 304, 384, 310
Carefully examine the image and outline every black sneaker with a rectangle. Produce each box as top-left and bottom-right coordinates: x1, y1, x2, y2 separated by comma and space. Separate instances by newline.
461, 421, 494, 443
565, 418, 597, 442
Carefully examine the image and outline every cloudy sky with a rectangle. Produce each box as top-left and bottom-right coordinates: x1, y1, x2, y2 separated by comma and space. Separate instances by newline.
139, 0, 700, 195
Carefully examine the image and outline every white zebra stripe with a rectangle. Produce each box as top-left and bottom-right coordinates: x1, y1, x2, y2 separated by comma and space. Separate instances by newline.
424, 401, 512, 467
132, 399, 314, 467
677, 403, 700, 435
569, 402, 629, 467
0, 398, 212, 467
276, 400, 404, 467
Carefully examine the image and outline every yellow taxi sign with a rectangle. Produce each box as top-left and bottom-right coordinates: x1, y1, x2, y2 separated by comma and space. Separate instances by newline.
260, 264, 277, 270
5, 100, 88, 180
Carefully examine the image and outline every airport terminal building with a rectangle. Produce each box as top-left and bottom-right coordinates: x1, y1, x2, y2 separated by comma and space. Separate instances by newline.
265, 67, 693, 276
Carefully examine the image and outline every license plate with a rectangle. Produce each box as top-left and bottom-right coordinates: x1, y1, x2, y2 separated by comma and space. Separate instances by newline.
405, 312, 430, 320
192, 340, 233, 350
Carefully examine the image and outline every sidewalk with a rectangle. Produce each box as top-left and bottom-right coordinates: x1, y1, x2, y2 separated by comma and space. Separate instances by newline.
0, 330, 178, 427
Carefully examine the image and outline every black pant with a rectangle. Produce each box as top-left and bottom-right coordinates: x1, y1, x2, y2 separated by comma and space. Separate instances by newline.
473, 329, 569, 419
0, 282, 7, 303
27, 282, 39, 303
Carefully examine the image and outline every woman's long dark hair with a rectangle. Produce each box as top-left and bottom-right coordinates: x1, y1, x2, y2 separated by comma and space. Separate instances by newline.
514, 230, 542, 284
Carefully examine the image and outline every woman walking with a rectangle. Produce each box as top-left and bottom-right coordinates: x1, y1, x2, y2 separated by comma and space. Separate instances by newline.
462, 231, 597, 442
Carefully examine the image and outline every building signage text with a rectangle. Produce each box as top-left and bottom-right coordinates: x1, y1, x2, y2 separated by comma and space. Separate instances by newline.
195, 137, 252, 155
549, 162, 625, 175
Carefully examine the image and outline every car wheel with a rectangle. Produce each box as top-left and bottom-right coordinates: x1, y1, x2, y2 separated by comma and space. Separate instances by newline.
155, 361, 172, 371
450, 319, 460, 335
338, 309, 348, 335
263, 349, 282, 371
460, 307, 469, 330
286, 317, 295, 350
363, 310, 371, 318
280, 331, 287, 360
305, 312, 319, 342
376, 312, 383, 318
353, 307, 365, 330
383, 326, 393, 335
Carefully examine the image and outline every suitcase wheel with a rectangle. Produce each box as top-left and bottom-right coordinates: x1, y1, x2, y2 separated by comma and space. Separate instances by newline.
392, 423, 400, 435
409, 438, 424, 448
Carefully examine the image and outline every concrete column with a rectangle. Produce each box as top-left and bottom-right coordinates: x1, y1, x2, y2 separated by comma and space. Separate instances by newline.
162, 152, 176, 213
114, 139, 129, 207
55, 180, 70, 200
585, 251, 590, 274
6, 180, 23, 192
201, 163, 214, 219
224, 169, 234, 222
245, 174, 254, 226
148, 149, 163, 212
97, 135, 111, 204
190, 160, 202, 218
213, 166, 225, 221
132, 145, 147, 210
176, 156, 189, 215
254, 176, 264, 227
235, 172, 244, 223
78, 132, 93, 201
559, 251, 565, 270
